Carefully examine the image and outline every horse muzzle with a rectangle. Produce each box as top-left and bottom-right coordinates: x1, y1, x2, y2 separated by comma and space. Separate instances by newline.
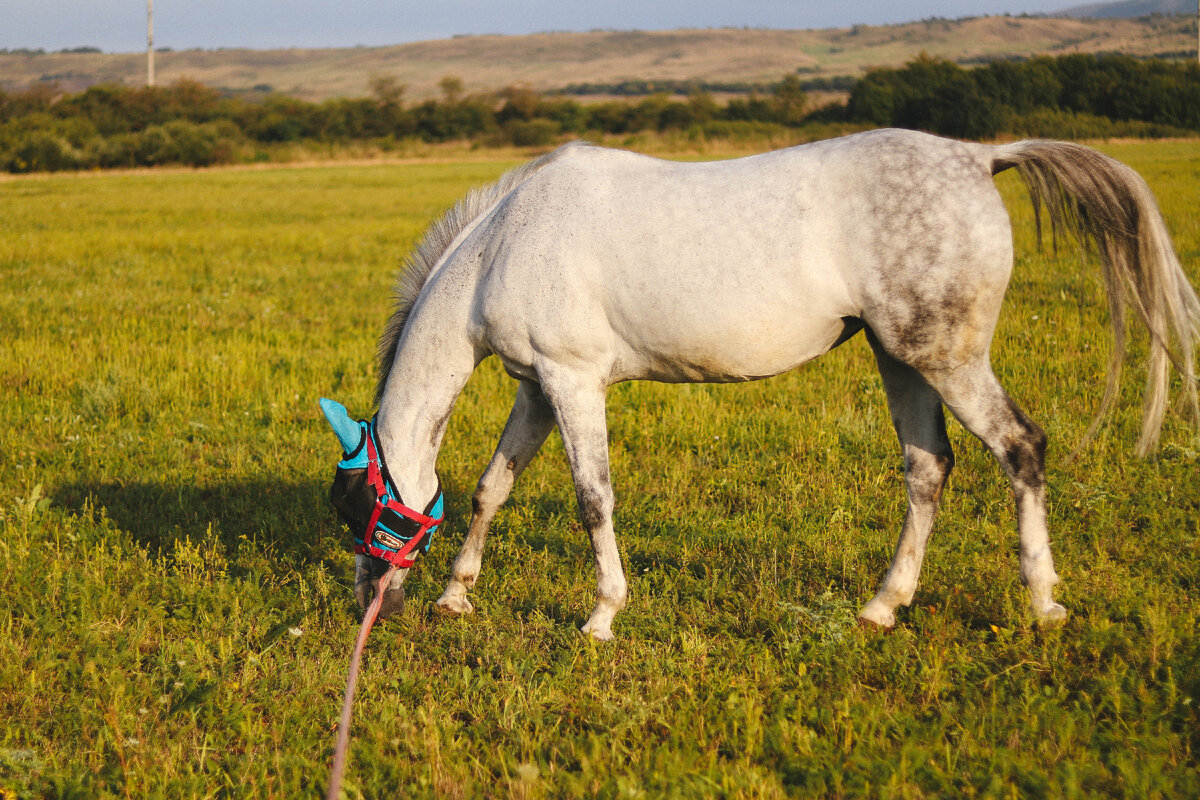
354, 554, 408, 620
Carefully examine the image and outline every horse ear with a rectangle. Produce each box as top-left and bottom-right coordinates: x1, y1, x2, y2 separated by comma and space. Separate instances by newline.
319, 398, 363, 455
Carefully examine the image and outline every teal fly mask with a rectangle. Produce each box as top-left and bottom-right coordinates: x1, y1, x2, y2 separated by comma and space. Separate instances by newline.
320, 398, 444, 569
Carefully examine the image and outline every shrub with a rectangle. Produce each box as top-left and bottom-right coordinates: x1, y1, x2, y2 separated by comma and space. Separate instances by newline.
1004, 108, 1193, 140
4, 132, 79, 172
160, 120, 228, 166
94, 120, 240, 169
685, 119, 789, 143
506, 118, 560, 147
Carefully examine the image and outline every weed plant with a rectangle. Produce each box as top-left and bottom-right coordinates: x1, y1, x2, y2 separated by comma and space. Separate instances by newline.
1, 142, 1198, 797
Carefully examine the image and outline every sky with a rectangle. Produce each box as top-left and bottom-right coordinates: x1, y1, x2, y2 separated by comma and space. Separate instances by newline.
2, 1, 1092, 53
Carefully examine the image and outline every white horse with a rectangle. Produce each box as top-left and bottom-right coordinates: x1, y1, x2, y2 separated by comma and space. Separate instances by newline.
322, 129, 1199, 640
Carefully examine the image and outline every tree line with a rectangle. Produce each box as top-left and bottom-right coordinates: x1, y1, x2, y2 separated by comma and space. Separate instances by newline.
1, 52, 1197, 173
848, 52, 1200, 139
0, 74, 817, 172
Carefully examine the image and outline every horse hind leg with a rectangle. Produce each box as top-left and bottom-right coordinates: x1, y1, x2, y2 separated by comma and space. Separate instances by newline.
930, 363, 1068, 627
858, 337, 955, 629
436, 379, 556, 615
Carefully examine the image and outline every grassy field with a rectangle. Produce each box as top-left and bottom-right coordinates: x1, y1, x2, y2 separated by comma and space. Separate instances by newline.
1, 139, 1199, 798
3, 14, 1196, 101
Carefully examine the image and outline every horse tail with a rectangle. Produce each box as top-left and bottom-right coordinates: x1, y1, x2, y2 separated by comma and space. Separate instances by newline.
990, 140, 1200, 457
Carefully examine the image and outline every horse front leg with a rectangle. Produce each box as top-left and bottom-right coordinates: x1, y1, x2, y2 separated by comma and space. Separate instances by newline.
540, 370, 627, 641
437, 379, 556, 615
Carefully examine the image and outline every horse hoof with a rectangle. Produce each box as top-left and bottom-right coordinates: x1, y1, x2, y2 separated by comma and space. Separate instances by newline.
857, 615, 895, 632
581, 621, 615, 641
856, 603, 896, 631
1035, 603, 1068, 628
435, 594, 475, 616
376, 585, 406, 620
356, 580, 405, 621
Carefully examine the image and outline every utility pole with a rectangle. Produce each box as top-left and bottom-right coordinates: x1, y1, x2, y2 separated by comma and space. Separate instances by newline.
147, 0, 155, 87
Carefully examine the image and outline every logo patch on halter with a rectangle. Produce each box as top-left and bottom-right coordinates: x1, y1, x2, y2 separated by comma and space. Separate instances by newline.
328, 416, 444, 569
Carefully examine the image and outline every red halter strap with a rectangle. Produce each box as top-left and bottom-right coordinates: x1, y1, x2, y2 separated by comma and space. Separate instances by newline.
355, 433, 443, 569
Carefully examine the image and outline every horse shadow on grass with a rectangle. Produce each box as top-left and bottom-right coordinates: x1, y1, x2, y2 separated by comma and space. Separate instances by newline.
49, 476, 581, 585
51, 476, 472, 580
52, 478, 900, 635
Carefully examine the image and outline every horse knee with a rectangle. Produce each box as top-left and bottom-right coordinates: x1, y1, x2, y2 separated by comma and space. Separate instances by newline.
576, 484, 613, 531
924, 447, 954, 480
470, 490, 488, 518
905, 446, 954, 502
472, 470, 515, 519
933, 448, 955, 485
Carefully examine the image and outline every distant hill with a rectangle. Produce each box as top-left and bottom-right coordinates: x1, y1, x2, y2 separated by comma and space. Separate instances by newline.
1, 13, 1195, 102
1060, 0, 1194, 19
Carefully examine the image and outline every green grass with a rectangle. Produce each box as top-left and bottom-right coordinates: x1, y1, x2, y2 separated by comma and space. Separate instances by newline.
2, 141, 1199, 798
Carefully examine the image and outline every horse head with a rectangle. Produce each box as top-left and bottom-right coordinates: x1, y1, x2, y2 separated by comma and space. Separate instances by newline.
320, 397, 445, 620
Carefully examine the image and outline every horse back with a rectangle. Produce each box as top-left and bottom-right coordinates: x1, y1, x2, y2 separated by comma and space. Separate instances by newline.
467, 130, 1012, 382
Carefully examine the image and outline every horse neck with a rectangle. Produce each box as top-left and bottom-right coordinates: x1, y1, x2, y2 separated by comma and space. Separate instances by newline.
374, 287, 477, 508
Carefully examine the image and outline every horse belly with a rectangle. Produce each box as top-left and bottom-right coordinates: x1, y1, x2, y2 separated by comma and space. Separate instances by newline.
480, 256, 853, 386
618, 313, 854, 383
603, 211, 857, 382
605, 263, 857, 383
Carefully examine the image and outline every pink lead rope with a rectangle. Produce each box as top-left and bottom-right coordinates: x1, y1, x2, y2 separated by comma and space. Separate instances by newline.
325, 564, 398, 800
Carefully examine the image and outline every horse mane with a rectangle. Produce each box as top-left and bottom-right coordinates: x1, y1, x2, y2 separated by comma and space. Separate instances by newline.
374, 142, 588, 405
